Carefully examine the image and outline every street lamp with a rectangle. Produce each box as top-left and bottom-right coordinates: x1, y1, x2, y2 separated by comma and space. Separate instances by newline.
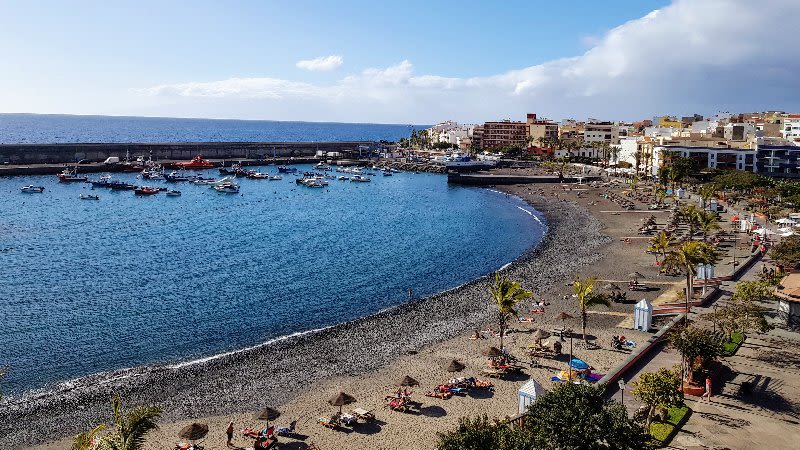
568, 328, 574, 381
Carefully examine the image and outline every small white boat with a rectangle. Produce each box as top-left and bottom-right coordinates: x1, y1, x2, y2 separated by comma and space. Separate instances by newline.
214, 183, 240, 193
166, 190, 182, 197
79, 194, 99, 200
350, 175, 371, 183
21, 185, 46, 193
268, 175, 283, 181
338, 176, 348, 181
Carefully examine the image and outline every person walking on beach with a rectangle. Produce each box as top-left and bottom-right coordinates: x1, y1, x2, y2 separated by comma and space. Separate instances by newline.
226, 421, 234, 447
701, 377, 712, 402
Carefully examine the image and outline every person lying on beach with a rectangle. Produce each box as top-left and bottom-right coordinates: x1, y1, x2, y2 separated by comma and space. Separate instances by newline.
470, 329, 484, 340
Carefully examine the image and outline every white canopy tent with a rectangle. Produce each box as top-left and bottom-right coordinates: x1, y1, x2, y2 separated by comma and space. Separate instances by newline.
518, 379, 547, 415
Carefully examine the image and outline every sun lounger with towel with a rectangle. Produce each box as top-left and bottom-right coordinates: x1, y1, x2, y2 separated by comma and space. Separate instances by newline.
351, 408, 375, 422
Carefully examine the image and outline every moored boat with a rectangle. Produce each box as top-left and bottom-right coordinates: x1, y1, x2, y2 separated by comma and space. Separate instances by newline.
164, 171, 191, 182
57, 168, 88, 183
278, 166, 298, 173
214, 183, 240, 193
268, 175, 282, 181
166, 190, 182, 196
173, 155, 215, 170
21, 185, 45, 193
350, 175, 371, 182
79, 194, 100, 200
134, 186, 160, 196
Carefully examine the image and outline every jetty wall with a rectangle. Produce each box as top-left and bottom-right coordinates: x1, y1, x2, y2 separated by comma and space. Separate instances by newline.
448, 172, 602, 185
0, 141, 376, 165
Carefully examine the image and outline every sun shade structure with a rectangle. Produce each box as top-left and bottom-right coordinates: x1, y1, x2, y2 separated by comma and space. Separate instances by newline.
518, 379, 547, 415
178, 423, 209, 441
556, 312, 574, 321
569, 358, 590, 370
328, 392, 357, 413
531, 329, 551, 340
256, 407, 281, 421
446, 360, 466, 372
398, 375, 419, 387
628, 272, 645, 280
482, 346, 503, 357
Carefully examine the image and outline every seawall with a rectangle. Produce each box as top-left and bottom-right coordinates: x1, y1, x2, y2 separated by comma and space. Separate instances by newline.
0, 141, 377, 165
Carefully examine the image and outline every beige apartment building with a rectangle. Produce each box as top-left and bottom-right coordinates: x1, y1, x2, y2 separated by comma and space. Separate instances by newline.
480, 120, 527, 149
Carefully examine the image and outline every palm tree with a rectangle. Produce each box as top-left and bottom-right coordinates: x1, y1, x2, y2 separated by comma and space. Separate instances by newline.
648, 231, 674, 263
665, 241, 719, 320
77, 395, 162, 450
697, 211, 720, 240
72, 425, 106, 450
679, 204, 701, 238
572, 276, 611, 343
697, 184, 717, 210
489, 273, 533, 350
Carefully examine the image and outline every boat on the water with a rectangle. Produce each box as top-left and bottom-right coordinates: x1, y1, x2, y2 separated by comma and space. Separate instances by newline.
337, 175, 348, 181
79, 194, 100, 200
278, 166, 298, 173
382, 169, 393, 176
108, 181, 138, 190
247, 172, 270, 179
268, 175, 282, 181
193, 176, 219, 185
173, 155, 214, 170
214, 183, 240, 193
350, 175, 371, 182
57, 168, 88, 183
164, 171, 191, 182
134, 186, 160, 196
166, 190, 181, 197
21, 185, 45, 193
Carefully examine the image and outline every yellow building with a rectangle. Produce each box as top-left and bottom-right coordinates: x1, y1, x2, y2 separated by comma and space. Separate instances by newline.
657, 116, 682, 128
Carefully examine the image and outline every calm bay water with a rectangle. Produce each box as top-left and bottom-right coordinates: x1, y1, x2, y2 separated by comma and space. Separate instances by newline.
0, 167, 544, 394
0, 114, 426, 144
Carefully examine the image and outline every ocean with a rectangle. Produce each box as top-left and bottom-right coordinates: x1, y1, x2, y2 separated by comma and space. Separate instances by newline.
0, 113, 426, 144
0, 165, 545, 395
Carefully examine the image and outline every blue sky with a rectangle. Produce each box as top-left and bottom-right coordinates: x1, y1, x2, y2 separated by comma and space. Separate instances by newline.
2, 0, 799, 123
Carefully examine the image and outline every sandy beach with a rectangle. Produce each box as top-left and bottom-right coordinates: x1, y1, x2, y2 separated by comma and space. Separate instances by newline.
3, 174, 676, 450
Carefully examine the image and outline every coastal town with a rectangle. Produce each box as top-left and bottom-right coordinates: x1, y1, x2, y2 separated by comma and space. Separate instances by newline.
4, 1, 800, 449
2, 108, 800, 450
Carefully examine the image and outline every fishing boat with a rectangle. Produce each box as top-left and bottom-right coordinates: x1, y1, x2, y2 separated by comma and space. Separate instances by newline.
193, 177, 218, 185
20, 185, 45, 193
278, 166, 298, 173
141, 167, 164, 180
382, 170, 393, 176
134, 186, 160, 196
109, 181, 138, 190
164, 171, 191, 182
337, 175, 348, 181
57, 168, 88, 183
247, 172, 270, 179
173, 155, 214, 170
79, 194, 100, 200
207, 176, 235, 186
268, 175, 282, 181
166, 190, 182, 197
350, 175, 371, 182
314, 162, 329, 170
214, 183, 240, 193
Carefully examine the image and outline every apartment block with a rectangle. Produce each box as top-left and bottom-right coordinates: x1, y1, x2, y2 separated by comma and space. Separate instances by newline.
480, 120, 527, 149
526, 113, 559, 146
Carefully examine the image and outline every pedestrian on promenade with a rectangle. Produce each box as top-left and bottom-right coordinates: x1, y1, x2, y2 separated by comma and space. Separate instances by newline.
701, 377, 712, 402
226, 421, 234, 447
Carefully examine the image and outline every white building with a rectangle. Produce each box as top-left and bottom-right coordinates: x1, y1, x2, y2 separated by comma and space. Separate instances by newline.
584, 122, 620, 144
782, 115, 800, 143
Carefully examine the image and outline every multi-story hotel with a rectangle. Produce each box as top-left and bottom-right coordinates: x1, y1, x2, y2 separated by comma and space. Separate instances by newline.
525, 113, 559, 145
480, 120, 527, 149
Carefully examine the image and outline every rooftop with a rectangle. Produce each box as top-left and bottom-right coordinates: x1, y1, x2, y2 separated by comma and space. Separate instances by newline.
775, 273, 800, 303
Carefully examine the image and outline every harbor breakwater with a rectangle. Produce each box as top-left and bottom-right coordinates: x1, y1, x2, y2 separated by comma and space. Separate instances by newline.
0, 141, 378, 165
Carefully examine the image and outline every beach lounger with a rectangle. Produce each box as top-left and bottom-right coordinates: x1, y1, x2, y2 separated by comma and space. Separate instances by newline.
340, 412, 358, 426
318, 415, 340, 429
481, 368, 505, 378
425, 390, 453, 399
352, 407, 375, 421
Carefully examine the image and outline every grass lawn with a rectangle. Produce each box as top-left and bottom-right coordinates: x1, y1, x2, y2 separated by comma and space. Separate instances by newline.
723, 332, 745, 356
650, 405, 691, 446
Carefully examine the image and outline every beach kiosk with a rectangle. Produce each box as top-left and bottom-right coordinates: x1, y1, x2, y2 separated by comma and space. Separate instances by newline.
633, 299, 653, 332
518, 379, 546, 415
775, 274, 800, 327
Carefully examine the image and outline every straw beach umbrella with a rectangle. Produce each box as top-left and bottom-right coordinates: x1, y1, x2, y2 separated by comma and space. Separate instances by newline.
482, 346, 503, 358
328, 392, 356, 414
446, 360, 466, 373
178, 423, 209, 442
255, 406, 281, 428
398, 375, 419, 387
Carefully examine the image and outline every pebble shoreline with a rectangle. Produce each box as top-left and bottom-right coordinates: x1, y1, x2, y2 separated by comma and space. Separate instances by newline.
0, 191, 610, 448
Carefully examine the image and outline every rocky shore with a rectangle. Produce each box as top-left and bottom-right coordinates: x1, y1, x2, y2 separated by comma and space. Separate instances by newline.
0, 189, 610, 449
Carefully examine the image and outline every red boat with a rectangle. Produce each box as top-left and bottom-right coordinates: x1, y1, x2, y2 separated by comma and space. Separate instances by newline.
174, 155, 215, 170
57, 168, 88, 183
134, 186, 160, 196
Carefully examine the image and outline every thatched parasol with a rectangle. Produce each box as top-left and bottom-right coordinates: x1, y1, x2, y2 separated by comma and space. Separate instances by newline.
556, 312, 574, 321
328, 392, 356, 413
398, 375, 420, 387
531, 329, 551, 341
628, 272, 645, 281
446, 360, 466, 372
178, 423, 209, 441
482, 346, 503, 358
255, 407, 281, 422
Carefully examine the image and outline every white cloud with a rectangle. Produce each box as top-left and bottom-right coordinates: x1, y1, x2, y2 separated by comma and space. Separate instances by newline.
296, 55, 343, 71
134, 0, 800, 123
